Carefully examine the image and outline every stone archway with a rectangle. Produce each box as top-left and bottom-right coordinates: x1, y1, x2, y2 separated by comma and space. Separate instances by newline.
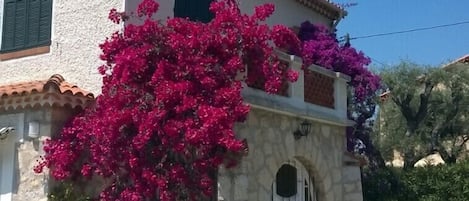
219, 108, 352, 201
0, 74, 94, 201
272, 159, 318, 201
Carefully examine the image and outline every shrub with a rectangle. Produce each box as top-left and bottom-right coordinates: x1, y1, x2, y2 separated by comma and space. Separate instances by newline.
35, 0, 300, 200
363, 160, 469, 201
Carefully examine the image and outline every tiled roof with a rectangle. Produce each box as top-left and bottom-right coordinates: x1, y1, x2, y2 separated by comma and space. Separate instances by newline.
295, 0, 346, 20
443, 54, 469, 69
0, 74, 94, 111
455, 54, 469, 63
379, 90, 391, 102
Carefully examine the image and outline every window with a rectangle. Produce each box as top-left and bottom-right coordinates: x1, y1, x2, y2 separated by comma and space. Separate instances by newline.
276, 164, 298, 197
273, 161, 317, 201
174, 0, 214, 23
1, 0, 52, 53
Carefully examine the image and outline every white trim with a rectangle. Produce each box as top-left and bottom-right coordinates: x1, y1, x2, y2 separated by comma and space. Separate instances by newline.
0, 0, 4, 48
0, 113, 24, 201
0, 140, 14, 201
50, 0, 56, 51
0, 0, 55, 54
243, 87, 355, 127
272, 159, 316, 201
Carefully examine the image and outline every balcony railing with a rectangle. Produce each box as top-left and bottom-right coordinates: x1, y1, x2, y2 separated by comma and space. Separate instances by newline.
242, 51, 352, 126
304, 68, 335, 108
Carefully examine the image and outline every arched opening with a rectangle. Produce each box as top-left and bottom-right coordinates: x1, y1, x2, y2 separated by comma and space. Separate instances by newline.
272, 159, 317, 201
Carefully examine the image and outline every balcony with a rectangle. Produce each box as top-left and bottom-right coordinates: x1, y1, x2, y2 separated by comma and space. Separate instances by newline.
242, 51, 353, 127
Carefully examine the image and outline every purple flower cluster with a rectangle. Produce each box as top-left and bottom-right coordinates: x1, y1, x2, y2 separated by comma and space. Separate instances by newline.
298, 21, 380, 101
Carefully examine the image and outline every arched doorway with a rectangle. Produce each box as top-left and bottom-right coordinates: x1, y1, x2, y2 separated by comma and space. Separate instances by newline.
272, 159, 317, 201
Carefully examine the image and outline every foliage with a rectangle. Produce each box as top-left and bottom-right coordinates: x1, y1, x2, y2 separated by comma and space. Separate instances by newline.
298, 21, 383, 168
34, 0, 300, 200
378, 61, 469, 168
363, 160, 469, 201
362, 167, 404, 201
48, 182, 93, 201
298, 21, 380, 100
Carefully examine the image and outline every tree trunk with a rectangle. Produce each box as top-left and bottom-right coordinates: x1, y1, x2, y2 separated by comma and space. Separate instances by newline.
402, 149, 426, 170
360, 134, 386, 170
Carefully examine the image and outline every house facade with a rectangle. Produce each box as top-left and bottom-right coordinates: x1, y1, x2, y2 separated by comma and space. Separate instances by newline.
0, 0, 342, 94
0, 1, 364, 201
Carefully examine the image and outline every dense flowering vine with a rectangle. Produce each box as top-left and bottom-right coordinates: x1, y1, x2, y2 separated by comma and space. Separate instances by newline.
298, 21, 380, 100
298, 21, 382, 164
35, 0, 300, 200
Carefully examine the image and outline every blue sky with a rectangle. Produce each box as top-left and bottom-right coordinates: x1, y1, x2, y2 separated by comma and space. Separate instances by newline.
334, 1, 469, 67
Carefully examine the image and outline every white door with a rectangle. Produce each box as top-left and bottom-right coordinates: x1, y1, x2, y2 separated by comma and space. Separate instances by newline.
272, 160, 316, 201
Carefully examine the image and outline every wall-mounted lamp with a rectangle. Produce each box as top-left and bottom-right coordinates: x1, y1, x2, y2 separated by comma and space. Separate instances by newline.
0, 127, 15, 140
293, 120, 312, 140
28, 121, 40, 139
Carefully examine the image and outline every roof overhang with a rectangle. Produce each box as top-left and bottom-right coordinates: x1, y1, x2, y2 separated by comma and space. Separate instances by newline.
0, 74, 94, 112
295, 0, 347, 21
442, 54, 469, 71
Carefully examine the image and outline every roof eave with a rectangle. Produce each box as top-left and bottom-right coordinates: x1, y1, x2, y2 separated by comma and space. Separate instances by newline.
442, 54, 469, 70
295, 0, 347, 21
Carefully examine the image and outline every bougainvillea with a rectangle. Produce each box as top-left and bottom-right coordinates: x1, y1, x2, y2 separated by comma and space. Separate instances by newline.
298, 21, 380, 100
298, 21, 383, 167
35, 0, 300, 200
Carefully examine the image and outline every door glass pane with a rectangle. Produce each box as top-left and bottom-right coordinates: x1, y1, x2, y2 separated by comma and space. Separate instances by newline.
276, 164, 297, 197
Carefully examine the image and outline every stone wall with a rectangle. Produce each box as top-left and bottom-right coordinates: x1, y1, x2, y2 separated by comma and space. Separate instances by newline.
342, 165, 363, 201
12, 109, 51, 201
1, 106, 365, 201
218, 108, 351, 201
0, 107, 77, 201
13, 138, 49, 201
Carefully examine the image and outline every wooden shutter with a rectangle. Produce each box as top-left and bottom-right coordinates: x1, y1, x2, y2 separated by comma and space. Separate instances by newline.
1, 0, 52, 52
1, 0, 27, 52
27, 0, 40, 46
37, 0, 52, 46
174, 0, 214, 23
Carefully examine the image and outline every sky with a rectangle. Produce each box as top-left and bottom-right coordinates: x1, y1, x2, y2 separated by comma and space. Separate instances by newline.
334, 0, 469, 67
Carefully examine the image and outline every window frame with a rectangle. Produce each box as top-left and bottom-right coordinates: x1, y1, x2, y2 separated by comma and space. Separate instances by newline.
0, 0, 53, 59
272, 160, 318, 201
0, 113, 24, 201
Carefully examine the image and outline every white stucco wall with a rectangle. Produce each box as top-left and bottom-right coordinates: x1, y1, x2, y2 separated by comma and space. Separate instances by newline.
0, 0, 123, 94
124, 0, 174, 23
125, 0, 332, 27
1, 0, 332, 95
238, 0, 332, 27
0, 113, 25, 201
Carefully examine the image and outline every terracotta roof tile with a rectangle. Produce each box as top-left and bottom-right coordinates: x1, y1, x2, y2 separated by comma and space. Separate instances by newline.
455, 54, 469, 64
443, 54, 469, 69
0, 74, 94, 111
295, 0, 346, 20
0, 74, 93, 98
